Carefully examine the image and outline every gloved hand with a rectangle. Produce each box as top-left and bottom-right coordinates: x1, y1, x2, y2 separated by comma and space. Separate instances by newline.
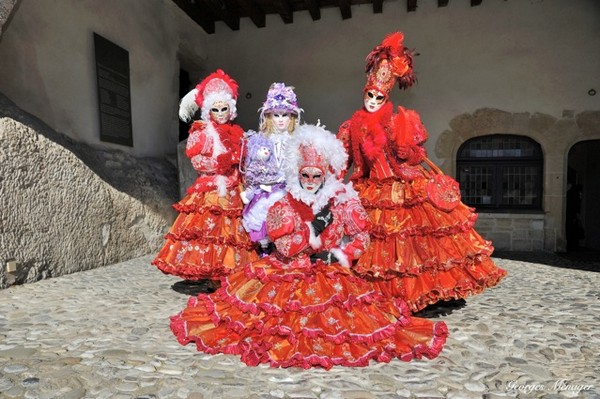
310, 204, 333, 236
309, 251, 339, 265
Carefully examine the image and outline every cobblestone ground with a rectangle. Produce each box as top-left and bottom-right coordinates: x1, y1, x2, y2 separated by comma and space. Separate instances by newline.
0, 254, 599, 399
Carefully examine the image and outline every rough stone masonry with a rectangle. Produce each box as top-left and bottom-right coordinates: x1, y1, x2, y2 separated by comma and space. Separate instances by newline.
0, 92, 178, 289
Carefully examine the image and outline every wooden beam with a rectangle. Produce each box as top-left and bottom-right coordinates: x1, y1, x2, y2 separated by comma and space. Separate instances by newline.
438, 0, 449, 7
173, 0, 215, 34
274, 0, 293, 24
407, 0, 417, 12
220, 0, 240, 31
373, 0, 383, 14
238, 0, 266, 28
471, 0, 482, 5
338, 0, 351, 20
304, 0, 321, 20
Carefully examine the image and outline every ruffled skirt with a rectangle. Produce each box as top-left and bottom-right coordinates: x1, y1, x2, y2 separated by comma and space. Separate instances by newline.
170, 255, 448, 369
152, 184, 259, 280
354, 177, 507, 312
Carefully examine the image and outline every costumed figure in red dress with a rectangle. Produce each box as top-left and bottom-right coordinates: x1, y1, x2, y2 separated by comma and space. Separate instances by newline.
153, 69, 259, 283
241, 83, 303, 255
170, 124, 448, 369
337, 33, 507, 312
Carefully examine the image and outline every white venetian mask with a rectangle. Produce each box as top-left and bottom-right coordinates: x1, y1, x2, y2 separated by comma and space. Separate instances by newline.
272, 112, 292, 133
210, 101, 231, 124
363, 89, 387, 113
299, 166, 324, 194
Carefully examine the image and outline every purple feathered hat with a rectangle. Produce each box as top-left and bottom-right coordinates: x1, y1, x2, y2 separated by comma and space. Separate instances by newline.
258, 83, 303, 126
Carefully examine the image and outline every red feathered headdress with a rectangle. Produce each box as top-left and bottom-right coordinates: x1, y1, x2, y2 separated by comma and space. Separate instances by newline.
364, 32, 416, 96
178, 69, 239, 122
195, 69, 238, 110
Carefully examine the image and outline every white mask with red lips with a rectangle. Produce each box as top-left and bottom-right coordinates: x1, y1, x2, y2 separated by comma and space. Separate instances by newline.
299, 166, 324, 194
363, 89, 387, 113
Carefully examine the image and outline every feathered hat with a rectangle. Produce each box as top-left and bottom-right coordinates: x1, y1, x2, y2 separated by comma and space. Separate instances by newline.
364, 32, 416, 97
258, 82, 303, 126
283, 124, 353, 210
283, 124, 347, 180
178, 69, 239, 122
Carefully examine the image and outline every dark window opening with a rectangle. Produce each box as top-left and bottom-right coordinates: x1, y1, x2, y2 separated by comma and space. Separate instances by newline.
457, 135, 543, 211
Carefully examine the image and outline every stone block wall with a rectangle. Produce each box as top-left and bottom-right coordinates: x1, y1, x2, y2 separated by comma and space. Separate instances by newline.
0, 0, 17, 37
436, 108, 600, 252
177, 139, 197, 199
0, 93, 178, 289
476, 213, 545, 252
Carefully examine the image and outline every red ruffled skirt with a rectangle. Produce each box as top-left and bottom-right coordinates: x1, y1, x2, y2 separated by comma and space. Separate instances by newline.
170, 255, 448, 369
152, 184, 259, 280
354, 177, 507, 312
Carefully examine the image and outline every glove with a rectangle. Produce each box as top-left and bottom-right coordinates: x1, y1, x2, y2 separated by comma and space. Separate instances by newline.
309, 251, 339, 265
310, 205, 333, 236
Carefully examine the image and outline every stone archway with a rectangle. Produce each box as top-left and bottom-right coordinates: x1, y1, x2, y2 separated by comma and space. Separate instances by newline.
435, 108, 600, 252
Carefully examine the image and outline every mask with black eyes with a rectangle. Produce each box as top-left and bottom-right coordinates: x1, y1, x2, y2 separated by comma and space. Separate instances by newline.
363, 89, 387, 113
271, 112, 292, 133
299, 166, 324, 194
210, 101, 231, 124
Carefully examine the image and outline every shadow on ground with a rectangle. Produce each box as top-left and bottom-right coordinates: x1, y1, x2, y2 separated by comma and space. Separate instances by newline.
493, 248, 600, 273
171, 280, 218, 296
414, 298, 467, 319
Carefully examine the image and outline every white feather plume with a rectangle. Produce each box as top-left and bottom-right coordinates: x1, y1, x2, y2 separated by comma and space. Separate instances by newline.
178, 88, 199, 122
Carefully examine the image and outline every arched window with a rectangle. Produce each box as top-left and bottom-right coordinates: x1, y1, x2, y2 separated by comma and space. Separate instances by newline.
457, 135, 543, 211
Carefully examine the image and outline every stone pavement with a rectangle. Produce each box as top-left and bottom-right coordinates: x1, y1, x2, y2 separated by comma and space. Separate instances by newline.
0, 254, 598, 399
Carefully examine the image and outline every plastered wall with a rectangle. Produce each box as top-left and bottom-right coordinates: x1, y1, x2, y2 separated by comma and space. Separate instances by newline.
0, 0, 207, 157
201, 0, 600, 165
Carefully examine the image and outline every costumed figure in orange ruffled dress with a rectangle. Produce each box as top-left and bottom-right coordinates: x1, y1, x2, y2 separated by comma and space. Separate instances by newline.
337, 33, 507, 312
152, 70, 259, 283
170, 124, 448, 369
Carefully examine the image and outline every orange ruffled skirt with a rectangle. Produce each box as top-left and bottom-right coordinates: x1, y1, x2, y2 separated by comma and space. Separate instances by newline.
170, 255, 448, 369
354, 177, 507, 312
152, 185, 259, 280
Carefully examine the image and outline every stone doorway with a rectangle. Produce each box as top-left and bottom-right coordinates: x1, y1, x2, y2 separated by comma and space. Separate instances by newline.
567, 139, 600, 252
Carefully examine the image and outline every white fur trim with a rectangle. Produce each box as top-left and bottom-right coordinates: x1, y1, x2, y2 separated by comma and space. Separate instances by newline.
204, 121, 227, 157
306, 222, 322, 249
283, 124, 347, 178
330, 247, 350, 268
215, 175, 228, 197
333, 182, 359, 205
179, 88, 199, 122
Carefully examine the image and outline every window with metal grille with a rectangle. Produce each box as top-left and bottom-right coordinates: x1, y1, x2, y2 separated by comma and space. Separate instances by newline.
457, 135, 543, 211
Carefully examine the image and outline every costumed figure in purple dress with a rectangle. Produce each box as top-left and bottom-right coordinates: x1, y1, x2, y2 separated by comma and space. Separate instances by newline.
241, 83, 303, 255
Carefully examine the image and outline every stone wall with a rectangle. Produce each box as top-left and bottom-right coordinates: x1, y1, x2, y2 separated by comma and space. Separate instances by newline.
0, 0, 17, 37
0, 93, 178, 289
436, 108, 600, 252
177, 139, 196, 199
476, 213, 545, 252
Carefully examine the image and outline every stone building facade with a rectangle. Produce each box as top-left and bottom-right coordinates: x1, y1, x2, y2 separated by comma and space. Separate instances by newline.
436, 109, 600, 252
1, 0, 599, 291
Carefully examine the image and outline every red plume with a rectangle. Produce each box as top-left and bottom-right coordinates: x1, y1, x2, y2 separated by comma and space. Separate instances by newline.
365, 32, 417, 91
381, 32, 404, 53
